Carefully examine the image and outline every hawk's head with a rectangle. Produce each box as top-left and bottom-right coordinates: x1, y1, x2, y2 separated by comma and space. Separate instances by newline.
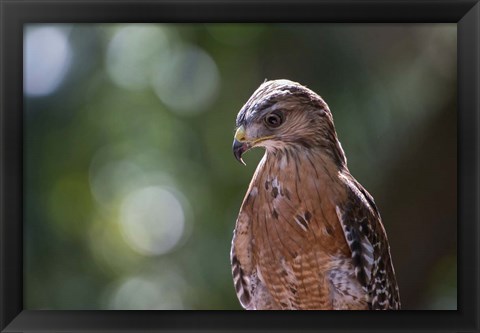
233, 79, 346, 167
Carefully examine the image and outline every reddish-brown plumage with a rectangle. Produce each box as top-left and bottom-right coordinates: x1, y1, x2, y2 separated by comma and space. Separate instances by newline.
231, 79, 400, 310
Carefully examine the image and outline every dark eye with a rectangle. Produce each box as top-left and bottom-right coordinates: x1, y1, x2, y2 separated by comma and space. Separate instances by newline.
264, 112, 283, 128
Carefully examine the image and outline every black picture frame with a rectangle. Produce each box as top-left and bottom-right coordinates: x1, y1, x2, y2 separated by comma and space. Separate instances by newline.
1, 0, 478, 332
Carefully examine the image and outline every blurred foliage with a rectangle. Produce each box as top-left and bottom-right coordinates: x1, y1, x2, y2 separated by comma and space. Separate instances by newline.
24, 23, 456, 310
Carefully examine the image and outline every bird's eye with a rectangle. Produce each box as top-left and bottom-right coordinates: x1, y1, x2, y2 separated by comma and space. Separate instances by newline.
264, 112, 283, 128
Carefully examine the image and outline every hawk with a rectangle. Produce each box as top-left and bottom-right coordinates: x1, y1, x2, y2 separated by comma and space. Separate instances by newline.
231, 79, 400, 310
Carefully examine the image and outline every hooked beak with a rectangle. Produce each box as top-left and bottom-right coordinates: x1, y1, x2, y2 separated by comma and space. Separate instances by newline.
232, 125, 250, 166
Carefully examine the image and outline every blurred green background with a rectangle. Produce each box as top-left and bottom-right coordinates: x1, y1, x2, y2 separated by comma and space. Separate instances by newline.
24, 23, 457, 310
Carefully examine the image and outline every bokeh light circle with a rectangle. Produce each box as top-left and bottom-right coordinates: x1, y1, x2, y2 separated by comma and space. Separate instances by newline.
106, 25, 170, 91
119, 186, 185, 256
151, 43, 220, 115
109, 274, 184, 310
24, 26, 72, 96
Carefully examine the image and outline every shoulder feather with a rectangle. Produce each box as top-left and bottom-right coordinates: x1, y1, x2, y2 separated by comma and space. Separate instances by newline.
336, 176, 401, 310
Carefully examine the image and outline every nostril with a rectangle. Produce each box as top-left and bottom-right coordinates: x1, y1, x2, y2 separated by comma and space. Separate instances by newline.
234, 126, 247, 142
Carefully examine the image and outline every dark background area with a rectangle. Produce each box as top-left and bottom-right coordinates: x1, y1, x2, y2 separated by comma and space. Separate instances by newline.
24, 23, 456, 310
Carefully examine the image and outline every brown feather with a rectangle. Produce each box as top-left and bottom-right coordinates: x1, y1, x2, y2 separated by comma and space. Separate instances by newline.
231, 79, 400, 310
